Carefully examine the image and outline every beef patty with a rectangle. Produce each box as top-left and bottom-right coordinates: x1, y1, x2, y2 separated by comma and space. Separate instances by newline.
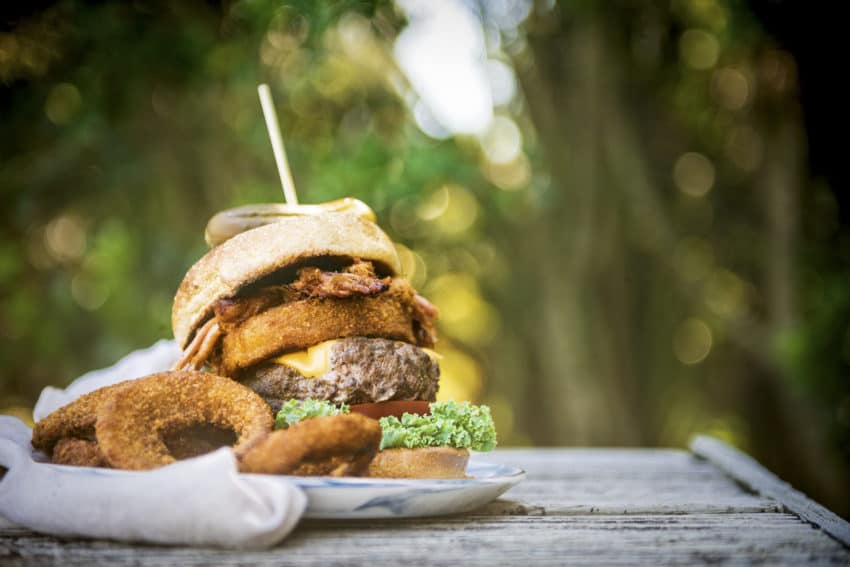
238, 337, 440, 412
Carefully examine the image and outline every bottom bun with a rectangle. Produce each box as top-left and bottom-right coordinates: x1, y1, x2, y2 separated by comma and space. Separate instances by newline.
367, 447, 469, 479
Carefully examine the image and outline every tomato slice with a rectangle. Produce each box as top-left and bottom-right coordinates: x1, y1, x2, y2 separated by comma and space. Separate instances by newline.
349, 400, 431, 420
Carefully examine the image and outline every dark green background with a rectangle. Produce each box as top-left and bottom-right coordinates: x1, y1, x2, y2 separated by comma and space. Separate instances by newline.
2, 1, 848, 515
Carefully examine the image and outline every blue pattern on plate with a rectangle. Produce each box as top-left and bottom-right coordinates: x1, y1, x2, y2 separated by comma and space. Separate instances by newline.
47, 460, 526, 519
292, 462, 526, 519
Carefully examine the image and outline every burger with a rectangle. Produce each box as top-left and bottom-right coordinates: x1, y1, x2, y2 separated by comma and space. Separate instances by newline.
171, 208, 495, 477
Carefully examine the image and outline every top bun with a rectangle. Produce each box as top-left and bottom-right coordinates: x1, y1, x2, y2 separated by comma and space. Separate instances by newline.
172, 212, 402, 349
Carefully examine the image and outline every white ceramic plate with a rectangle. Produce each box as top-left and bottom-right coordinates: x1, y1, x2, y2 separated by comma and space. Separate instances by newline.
43, 458, 525, 520
272, 461, 526, 519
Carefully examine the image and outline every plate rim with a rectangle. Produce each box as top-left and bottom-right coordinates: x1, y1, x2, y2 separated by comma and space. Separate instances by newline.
44, 460, 526, 487
249, 461, 526, 488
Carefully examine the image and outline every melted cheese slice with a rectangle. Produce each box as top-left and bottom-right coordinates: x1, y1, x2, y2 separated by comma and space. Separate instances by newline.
271, 339, 442, 377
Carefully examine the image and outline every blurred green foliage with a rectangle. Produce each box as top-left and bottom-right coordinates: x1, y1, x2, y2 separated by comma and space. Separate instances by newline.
1, 0, 848, 514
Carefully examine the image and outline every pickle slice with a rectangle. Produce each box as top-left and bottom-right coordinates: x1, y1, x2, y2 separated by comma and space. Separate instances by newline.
204, 198, 376, 247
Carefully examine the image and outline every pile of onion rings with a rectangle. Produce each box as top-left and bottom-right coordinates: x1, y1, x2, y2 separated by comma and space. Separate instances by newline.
32, 371, 274, 470
31, 371, 383, 477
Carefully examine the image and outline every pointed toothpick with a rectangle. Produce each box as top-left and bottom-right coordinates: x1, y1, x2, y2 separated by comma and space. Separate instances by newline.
257, 83, 299, 205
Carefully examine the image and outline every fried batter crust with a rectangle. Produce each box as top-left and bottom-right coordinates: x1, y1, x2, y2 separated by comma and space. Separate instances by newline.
52, 438, 108, 468
220, 278, 434, 374
238, 414, 381, 476
96, 371, 273, 470
31, 381, 132, 455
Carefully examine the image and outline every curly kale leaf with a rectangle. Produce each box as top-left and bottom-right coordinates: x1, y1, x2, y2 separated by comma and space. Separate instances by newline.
274, 399, 350, 429
378, 401, 496, 451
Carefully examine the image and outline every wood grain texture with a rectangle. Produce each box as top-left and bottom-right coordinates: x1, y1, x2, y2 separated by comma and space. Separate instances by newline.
480, 448, 779, 515
691, 435, 850, 548
2, 446, 848, 565
2, 514, 848, 566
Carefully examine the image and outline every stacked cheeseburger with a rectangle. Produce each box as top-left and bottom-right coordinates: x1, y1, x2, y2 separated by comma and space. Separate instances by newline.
172, 211, 495, 477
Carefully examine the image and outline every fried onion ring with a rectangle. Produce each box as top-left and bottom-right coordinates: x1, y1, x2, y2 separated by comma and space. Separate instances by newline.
95, 371, 273, 470
239, 414, 381, 476
31, 381, 132, 455
52, 438, 108, 468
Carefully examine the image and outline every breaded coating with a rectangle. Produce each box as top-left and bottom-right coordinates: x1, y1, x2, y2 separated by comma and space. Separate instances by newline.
96, 371, 273, 470
31, 381, 132, 455
221, 278, 433, 374
52, 438, 108, 468
239, 414, 381, 476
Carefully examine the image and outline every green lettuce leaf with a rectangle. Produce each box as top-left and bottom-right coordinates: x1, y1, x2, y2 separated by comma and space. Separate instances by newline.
274, 399, 350, 429
378, 401, 497, 452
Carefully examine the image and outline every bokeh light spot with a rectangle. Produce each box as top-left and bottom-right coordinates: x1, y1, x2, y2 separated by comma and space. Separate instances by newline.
395, 243, 428, 289
481, 115, 522, 164
44, 213, 87, 263
486, 58, 517, 107
673, 152, 715, 196
679, 29, 719, 70
45, 83, 81, 125
673, 318, 713, 365
712, 67, 750, 110
71, 273, 108, 311
417, 185, 450, 220
395, 0, 493, 135
705, 269, 749, 319
429, 185, 479, 236
413, 99, 452, 139
484, 153, 531, 191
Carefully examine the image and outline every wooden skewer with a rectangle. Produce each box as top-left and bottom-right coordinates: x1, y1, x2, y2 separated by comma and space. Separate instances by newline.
258, 84, 299, 205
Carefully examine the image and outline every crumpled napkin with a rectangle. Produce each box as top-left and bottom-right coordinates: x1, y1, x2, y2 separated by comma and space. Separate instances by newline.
0, 341, 308, 549
33, 339, 181, 421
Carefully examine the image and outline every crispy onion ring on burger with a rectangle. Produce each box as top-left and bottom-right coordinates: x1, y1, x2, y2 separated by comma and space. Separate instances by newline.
219, 279, 431, 374
96, 371, 273, 470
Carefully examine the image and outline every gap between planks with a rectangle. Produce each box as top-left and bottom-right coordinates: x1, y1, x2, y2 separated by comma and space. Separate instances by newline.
690, 434, 850, 549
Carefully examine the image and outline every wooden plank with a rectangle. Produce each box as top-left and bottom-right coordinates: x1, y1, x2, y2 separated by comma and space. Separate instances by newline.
3, 447, 845, 564
501, 479, 779, 515
691, 435, 850, 548
2, 514, 847, 565
480, 448, 778, 515
484, 448, 709, 478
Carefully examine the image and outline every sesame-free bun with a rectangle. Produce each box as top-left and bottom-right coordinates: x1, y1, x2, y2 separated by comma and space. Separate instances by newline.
367, 447, 470, 479
172, 212, 402, 349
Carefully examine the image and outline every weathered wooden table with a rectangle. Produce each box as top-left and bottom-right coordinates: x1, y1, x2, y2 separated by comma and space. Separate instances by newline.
2, 436, 848, 565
